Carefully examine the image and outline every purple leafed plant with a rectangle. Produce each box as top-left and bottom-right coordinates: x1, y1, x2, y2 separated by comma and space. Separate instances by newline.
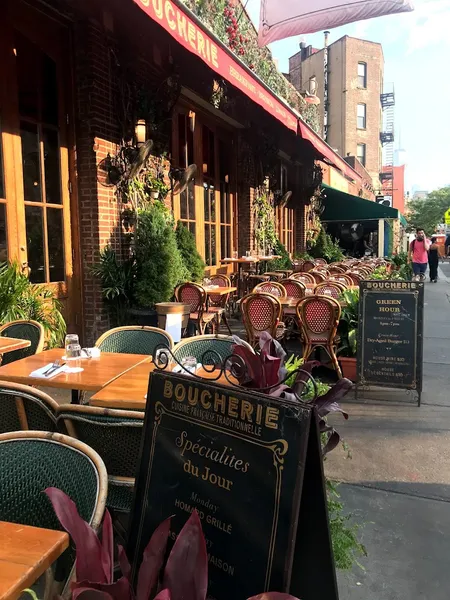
45, 488, 302, 600
232, 333, 352, 455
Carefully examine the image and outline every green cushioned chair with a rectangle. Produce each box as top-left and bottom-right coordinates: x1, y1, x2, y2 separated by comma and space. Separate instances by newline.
173, 334, 254, 365
0, 319, 45, 365
0, 381, 59, 434
95, 325, 173, 355
57, 405, 144, 514
0, 431, 107, 593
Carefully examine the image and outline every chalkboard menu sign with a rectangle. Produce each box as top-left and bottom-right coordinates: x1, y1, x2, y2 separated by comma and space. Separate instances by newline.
357, 280, 424, 402
128, 372, 338, 600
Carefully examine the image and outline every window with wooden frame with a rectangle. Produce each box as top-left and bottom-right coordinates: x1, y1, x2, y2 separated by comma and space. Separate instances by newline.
0, 122, 7, 263
177, 113, 196, 236
219, 139, 232, 261
202, 125, 217, 267
16, 31, 65, 283
279, 206, 294, 254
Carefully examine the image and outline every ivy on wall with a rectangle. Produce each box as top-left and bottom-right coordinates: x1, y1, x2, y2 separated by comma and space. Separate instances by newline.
181, 0, 321, 132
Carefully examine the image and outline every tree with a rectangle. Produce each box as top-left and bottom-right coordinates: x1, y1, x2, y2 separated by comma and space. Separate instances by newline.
406, 186, 450, 235
175, 221, 205, 282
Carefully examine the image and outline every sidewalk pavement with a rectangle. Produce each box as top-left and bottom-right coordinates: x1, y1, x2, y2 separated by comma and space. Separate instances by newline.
326, 265, 450, 599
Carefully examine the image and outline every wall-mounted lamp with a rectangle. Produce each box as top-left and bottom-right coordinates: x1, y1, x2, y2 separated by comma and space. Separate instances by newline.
135, 120, 146, 146
189, 110, 196, 133
202, 163, 208, 174
224, 174, 229, 184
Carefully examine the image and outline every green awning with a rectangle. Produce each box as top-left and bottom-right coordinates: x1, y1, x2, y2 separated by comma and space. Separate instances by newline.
399, 213, 408, 228
321, 184, 399, 221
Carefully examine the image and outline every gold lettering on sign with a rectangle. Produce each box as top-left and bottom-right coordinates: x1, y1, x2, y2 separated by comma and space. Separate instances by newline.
152, 0, 163, 19
187, 22, 196, 50
165, 1, 176, 30
177, 12, 187, 40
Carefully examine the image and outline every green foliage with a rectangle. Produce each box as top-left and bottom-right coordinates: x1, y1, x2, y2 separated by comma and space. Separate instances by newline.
91, 247, 136, 326
338, 288, 360, 357
390, 251, 409, 267
388, 252, 412, 280
0, 262, 66, 347
309, 226, 344, 262
176, 221, 205, 282
284, 355, 331, 400
270, 239, 292, 270
134, 202, 188, 307
371, 265, 410, 281
327, 480, 367, 570
407, 186, 450, 235
293, 251, 314, 261
253, 187, 277, 254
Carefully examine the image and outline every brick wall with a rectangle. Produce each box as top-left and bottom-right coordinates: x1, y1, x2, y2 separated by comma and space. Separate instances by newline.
236, 133, 256, 255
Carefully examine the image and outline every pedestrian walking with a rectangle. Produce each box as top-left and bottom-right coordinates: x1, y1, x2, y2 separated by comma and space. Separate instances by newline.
409, 228, 431, 281
428, 236, 439, 283
445, 233, 450, 259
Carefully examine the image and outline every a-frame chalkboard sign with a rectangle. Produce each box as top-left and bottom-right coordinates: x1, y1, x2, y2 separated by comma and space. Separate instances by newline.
128, 371, 338, 600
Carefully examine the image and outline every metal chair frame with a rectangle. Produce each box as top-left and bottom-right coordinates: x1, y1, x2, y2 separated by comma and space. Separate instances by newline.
0, 319, 45, 365
173, 334, 254, 363
208, 274, 233, 334
279, 279, 306, 299
302, 260, 316, 272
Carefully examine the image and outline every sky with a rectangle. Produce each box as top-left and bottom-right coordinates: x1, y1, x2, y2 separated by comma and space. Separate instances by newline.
245, 0, 450, 194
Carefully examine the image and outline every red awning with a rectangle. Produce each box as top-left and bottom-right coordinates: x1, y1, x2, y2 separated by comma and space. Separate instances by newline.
131, 0, 361, 182
298, 121, 362, 183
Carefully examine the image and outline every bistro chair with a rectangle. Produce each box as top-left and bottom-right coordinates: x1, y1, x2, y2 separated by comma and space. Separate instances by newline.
309, 271, 327, 284
329, 274, 353, 288
314, 281, 346, 299
253, 281, 287, 298
291, 272, 316, 285
296, 296, 342, 378
314, 258, 328, 266
292, 259, 304, 273
241, 292, 285, 348
173, 334, 254, 365
264, 271, 284, 281
328, 266, 346, 275
279, 278, 306, 300
175, 282, 217, 335
207, 274, 233, 334
0, 319, 44, 365
57, 405, 144, 516
0, 381, 58, 434
302, 260, 316, 272
0, 430, 107, 594
96, 325, 173, 355
347, 272, 363, 285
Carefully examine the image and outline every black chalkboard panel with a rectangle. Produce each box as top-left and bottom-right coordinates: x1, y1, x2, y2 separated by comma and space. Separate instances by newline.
128, 371, 338, 600
357, 280, 424, 396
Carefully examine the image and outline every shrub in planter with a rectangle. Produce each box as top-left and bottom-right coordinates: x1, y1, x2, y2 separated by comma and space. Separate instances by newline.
269, 239, 292, 270
337, 288, 359, 380
309, 226, 344, 262
134, 202, 188, 307
0, 261, 66, 347
175, 221, 205, 282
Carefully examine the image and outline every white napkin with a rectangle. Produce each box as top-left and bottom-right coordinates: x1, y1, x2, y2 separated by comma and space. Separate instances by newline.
30, 364, 69, 379
172, 363, 202, 375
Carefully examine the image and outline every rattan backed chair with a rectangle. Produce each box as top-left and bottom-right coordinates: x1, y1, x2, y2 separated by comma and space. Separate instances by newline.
174, 282, 217, 335
328, 274, 353, 288
0, 381, 59, 434
328, 266, 346, 275
253, 281, 287, 298
0, 319, 44, 365
314, 281, 346, 299
302, 260, 316, 272
95, 325, 173, 355
279, 279, 306, 299
309, 271, 327, 284
347, 271, 363, 285
292, 259, 304, 273
296, 296, 342, 378
291, 272, 316, 285
0, 431, 107, 592
314, 258, 328, 266
241, 292, 284, 348
207, 274, 233, 335
57, 405, 144, 514
173, 334, 254, 364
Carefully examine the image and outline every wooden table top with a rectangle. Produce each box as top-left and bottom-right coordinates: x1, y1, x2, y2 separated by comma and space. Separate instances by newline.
0, 348, 151, 392
0, 521, 68, 600
90, 363, 235, 410
0, 338, 31, 354
204, 286, 237, 295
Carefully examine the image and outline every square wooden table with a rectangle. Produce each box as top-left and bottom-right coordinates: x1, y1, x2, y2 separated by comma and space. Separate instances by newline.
0, 348, 151, 404
0, 521, 68, 600
0, 338, 31, 354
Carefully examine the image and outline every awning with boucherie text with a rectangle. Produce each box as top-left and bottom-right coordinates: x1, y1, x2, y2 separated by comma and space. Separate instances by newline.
131, 0, 362, 182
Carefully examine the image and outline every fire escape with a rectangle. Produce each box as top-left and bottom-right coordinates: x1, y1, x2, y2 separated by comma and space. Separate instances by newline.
379, 85, 395, 206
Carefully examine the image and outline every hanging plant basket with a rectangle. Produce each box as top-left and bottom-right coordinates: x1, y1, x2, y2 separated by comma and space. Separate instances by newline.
150, 190, 160, 199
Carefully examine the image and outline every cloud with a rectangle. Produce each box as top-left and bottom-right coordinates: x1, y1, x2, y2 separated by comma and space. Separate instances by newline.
388, 0, 450, 53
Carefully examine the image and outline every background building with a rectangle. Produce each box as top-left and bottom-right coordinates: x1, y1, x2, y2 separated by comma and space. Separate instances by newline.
289, 35, 384, 191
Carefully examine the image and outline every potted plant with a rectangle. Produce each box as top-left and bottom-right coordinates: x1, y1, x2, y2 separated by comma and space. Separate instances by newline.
144, 173, 168, 200
175, 221, 205, 282
337, 288, 359, 381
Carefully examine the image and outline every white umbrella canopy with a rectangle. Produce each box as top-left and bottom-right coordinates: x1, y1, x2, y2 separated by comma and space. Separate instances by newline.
258, 0, 414, 46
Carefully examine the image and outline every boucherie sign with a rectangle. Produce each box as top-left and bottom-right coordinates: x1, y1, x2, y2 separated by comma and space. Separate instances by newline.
131, 0, 298, 132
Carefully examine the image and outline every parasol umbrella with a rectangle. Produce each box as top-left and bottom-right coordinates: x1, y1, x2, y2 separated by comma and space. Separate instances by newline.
258, 0, 414, 46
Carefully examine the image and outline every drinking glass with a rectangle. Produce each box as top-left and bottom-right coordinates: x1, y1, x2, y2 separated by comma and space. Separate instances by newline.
232, 250, 238, 259
245, 250, 251, 258
65, 334, 81, 360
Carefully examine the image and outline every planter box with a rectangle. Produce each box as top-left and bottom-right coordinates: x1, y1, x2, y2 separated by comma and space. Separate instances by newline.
339, 356, 357, 381
128, 307, 158, 327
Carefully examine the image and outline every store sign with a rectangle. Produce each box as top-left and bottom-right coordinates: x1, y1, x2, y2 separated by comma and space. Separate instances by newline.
357, 281, 424, 402
132, 0, 297, 132
128, 372, 338, 600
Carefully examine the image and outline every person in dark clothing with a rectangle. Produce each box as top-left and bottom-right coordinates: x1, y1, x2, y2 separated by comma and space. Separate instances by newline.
428, 236, 439, 282
445, 234, 450, 258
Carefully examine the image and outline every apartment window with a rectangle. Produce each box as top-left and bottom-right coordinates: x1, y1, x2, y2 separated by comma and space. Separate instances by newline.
358, 62, 367, 88
357, 103, 366, 129
357, 143, 366, 167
